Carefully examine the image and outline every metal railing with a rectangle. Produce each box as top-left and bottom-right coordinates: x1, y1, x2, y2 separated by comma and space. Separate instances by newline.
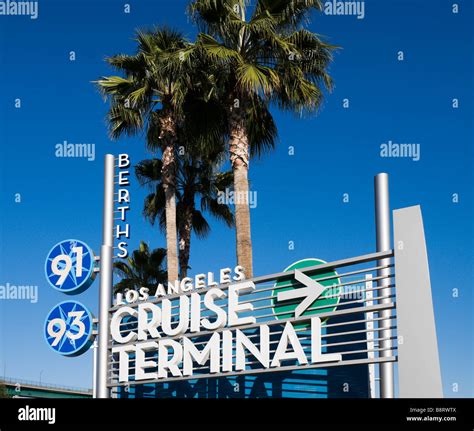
1, 376, 92, 394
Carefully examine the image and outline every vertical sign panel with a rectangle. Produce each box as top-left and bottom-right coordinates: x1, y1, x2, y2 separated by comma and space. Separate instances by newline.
393, 205, 443, 398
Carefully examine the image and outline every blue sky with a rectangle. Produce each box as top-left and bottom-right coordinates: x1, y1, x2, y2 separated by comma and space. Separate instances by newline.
0, 0, 472, 397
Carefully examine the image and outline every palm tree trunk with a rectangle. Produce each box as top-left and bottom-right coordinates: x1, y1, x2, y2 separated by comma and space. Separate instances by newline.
229, 107, 253, 278
160, 113, 179, 283
178, 205, 193, 279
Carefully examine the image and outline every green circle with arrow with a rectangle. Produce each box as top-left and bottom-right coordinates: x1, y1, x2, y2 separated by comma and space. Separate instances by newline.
271, 258, 341, 324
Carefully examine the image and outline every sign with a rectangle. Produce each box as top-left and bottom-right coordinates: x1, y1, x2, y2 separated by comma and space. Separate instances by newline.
272, 259, 341, 321
115, 265, 246, 303
109, 262, 344, 383
45, 239, 96, 294
97, 171, 443, 399
44, 300, 94, 356
115, 154, 131, 259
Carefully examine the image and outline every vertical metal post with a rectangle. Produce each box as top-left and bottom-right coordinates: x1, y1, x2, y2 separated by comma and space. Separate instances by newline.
364, 274, 376, 398
374, 173, 395, 398
97, 154, 115, 398
92, 339, 98, 398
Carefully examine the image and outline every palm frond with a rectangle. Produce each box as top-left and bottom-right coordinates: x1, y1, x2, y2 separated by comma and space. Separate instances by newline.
246, 96, 278, 157
201, 196, 235, 227
95, 76, 134, 96
236, 63, 280, 96
107, 102, 144, 140
143, 189, 165, 228
197, 33, 243, 63
106, 53, 147, 77
255, 0, 323, 29
113, 241, 167, 293
191, 209, 211, 238
135, 158, 163, 188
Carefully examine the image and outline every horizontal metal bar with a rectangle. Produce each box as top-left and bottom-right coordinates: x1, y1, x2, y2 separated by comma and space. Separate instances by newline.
254, 296, 395, 322
325, 335, 396, 349
115, 312, 396, 338
323, 324, 397, 340
108, 377, 335, 391
325, 314, 396, 329
236, 280, 394, 307
107, 335, 397, 369
253, 292, 394, 314
109, 250, 394, 312
107, 356, 397, 387
253, 264, 394, 295
251, 250, 394, 285
107, 302, 396, 350
109, 322, 397, 359
109, 316, 396, 355
114, 283, 395, 330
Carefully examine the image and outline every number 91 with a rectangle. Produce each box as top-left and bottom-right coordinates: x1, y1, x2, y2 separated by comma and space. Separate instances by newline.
51, 247, 84, 285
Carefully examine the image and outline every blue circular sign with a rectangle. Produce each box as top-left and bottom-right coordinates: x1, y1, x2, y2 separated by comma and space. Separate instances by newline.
45, 239, 96, 294
44, 301, 94, 357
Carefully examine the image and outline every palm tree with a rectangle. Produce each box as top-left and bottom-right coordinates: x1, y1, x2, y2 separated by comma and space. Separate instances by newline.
188, 0, 336, 277
96, 28, 192, 284
135, 152, 234, 278
113, 241, 167, 294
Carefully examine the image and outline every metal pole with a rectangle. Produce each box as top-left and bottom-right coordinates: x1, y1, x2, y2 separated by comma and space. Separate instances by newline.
92, 340, 98, 398
364, 274, 376, 398
96, 154, 115, 398
374, 173, 395, 398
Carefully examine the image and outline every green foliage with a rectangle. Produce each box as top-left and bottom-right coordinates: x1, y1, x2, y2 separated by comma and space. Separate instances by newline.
0, 382, 10, 398
96, 1, 337, 278
189, 0, 337, 119
95, 27, 190, 146
135, 151, 234, 239
113, 241, 167, 294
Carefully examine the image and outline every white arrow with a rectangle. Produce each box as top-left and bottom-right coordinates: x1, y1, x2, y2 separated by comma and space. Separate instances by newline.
277, 270, 327, 318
